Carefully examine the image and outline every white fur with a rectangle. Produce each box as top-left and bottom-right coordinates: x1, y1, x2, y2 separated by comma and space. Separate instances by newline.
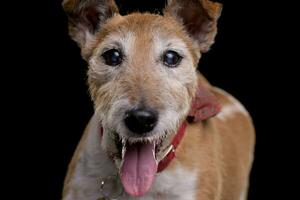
153, 34, 197, 87
146, 166, 198, 200
63, 114, 118, 200
89, 31, 135, 79
214, 88, 249, 120
217, 104, 241, 120
239, 189, 246, 200
62, 114, 198, 200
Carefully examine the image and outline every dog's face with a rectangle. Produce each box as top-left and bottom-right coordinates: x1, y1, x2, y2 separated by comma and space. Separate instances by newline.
63, 0, 221, 196
89, 13, 198, 153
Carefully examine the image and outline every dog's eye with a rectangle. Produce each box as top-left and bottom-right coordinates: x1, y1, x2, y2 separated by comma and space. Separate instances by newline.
163, 50, 182, 67
102, 49, 123, 66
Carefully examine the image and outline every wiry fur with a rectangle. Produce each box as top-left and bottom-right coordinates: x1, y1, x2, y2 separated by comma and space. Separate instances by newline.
86, 14, 198, 155
62, 0, 255, 199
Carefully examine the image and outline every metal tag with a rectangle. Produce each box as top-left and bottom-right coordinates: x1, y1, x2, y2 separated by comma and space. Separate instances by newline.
98, 175, 123, 200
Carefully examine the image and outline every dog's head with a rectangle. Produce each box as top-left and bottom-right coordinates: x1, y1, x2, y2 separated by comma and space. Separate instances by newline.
63, 0, 222, 197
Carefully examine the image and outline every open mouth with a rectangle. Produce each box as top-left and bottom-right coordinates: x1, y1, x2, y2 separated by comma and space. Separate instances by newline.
114, 136, 166, 197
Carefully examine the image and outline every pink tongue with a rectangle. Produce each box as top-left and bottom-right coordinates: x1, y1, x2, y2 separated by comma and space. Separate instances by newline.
120, 143, 157, 197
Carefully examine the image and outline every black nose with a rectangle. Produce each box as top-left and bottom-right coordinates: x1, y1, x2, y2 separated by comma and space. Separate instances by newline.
124, 108, 158, 134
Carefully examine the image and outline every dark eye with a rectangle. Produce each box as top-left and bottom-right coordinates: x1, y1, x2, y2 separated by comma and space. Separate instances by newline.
163, 50, 182, 67
102, 49, 123, 66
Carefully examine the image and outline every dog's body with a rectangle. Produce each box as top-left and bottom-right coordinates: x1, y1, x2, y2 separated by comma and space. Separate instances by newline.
62, 77, 255, 200
61, 1, 255, 199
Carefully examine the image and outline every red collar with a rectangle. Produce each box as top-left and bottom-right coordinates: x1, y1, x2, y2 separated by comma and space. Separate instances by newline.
157, 121, 187, 172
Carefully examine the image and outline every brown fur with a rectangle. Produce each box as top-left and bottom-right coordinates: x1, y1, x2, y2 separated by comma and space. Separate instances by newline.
170, 81, 255, 200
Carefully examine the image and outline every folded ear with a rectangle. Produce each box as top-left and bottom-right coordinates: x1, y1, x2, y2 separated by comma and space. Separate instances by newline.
62, 0, 119, 58
188, 77, 221, 122
164, 0, 222, 53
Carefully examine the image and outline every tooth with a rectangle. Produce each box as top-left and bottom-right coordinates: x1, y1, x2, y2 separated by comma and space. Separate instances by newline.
121, 138, 126, 146
153, 144, 158, 164
121, 138, 126, 159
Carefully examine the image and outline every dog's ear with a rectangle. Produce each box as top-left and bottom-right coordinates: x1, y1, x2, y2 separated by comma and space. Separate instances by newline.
188, 78, 221, 122
164, 0, 222, 53
62, 0, 119, 58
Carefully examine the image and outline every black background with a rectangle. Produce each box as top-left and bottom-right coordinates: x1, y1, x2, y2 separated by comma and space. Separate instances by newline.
3, 0, 297, 199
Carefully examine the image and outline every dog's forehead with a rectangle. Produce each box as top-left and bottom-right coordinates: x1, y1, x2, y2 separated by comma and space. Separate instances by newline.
95, 13, 199, 62
102, 13, 183, 38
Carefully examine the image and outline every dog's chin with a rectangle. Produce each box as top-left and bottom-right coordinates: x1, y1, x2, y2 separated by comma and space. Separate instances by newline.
110, 131, 171, 197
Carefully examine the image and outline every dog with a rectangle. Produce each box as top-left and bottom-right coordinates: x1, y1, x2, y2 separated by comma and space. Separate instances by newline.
61, 0, 255, 199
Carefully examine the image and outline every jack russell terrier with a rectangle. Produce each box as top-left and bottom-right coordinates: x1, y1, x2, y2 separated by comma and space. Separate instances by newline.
61, 0, 255, 199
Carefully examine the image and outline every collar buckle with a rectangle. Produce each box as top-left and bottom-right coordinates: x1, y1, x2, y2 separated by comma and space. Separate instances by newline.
156, 144, 174, 163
